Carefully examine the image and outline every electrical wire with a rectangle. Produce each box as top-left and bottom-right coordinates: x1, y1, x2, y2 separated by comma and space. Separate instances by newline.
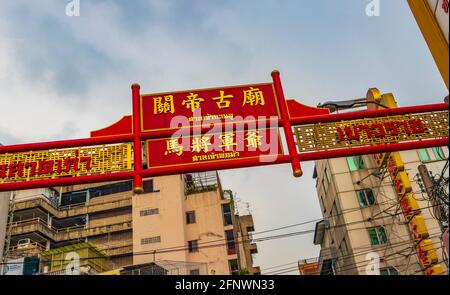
262, 231, 440, 273
7, 192, 430, 257
1, 204, 444, 266
271, 243, 447, 276
264, 232, 444, 275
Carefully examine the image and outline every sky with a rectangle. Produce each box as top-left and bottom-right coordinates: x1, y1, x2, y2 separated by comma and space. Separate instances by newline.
0, 0, 447, 274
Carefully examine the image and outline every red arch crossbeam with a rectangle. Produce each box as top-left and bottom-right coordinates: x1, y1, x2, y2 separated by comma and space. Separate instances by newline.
0, 101, 447, 193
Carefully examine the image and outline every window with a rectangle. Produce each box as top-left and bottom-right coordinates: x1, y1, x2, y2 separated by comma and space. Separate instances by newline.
188, 240, 199, 253
140, 208, 159, 216
320, 195, 326, 213
337, 246, 345, 270
186, 211, 196, 224
87, 180, 132, 198
418, 149, 431, 162
356, 189, 376, 208
347, 156, 366, 171
228, 259, 239, 275
432, 147, 446, 160
141, 236, 161, 245
330, 202, 340, 227
380, 267, 399, 275
143, 179, 154, 193
325, 167, 332, 187
368, 227, 388, 245
225, 230, 236, 255
222, 204, 233, 226
336, 237, 349, 271
340, 237, 349, 256
189, 269, 200, 275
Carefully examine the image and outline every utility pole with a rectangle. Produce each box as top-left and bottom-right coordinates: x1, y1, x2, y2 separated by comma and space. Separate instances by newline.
418, 164, 449, 210
418, 164, 449, 258
418, 164, 435, 199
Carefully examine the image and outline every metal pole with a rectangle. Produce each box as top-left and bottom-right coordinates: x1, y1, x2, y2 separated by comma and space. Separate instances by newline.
271, 70, 302, 177
131, 83, 144, 194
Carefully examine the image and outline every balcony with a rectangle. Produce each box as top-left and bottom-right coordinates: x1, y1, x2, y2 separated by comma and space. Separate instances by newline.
40, 263, 106, 275
12, 195, 132, 218
249, 243, 258, 255
101, 243, 133, 257
7, 242, 47, 259
184, 172, 219, 195
11, 216, 132, 242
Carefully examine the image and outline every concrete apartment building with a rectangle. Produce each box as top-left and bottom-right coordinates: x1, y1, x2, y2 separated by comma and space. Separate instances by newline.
312, 146, 449, 275
132, 172, 260, 275
2, 171, 260, 275
0, 192, 8, 263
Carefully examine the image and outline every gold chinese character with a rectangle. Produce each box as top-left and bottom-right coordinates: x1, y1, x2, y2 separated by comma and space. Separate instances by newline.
191, 136, 211, 153
153, 95, 175, 114
164, 139, 183, 156
246, 130, 262, 148
182, 93, 204, 113
242, 87, 265, 107
212, 90, 233, 109
219, 132, 236, 150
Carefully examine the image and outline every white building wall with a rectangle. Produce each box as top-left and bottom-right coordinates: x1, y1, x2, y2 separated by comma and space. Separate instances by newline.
315, 146, 449, 275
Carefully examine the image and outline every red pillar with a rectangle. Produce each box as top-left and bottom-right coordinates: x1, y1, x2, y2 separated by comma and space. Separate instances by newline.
271, 70, 303, 177
131, 83, 144, 194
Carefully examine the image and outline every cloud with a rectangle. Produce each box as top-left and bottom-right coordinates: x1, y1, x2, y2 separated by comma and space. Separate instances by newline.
0, 0, 447, 273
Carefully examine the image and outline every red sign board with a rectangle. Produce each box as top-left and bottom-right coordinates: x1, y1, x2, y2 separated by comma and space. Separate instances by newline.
140, 83, 281, 132
146, 128, 283, 168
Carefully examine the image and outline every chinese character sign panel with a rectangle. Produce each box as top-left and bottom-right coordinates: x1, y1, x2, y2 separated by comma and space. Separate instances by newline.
0, 144, 133, 184
140, 83, 281, 132
294, 111, 449, 152
146, 129, 283, 168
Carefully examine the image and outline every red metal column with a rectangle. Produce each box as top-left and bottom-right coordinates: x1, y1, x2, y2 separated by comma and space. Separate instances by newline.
271, 70, 303, 177
131, 83, 144, 194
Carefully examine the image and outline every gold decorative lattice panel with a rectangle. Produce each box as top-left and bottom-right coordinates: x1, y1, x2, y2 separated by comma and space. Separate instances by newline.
0, 144, 133, 183
293, 111, 449, 152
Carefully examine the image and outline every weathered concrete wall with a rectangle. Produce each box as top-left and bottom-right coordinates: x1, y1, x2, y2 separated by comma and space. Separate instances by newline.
0, 192, 10, 263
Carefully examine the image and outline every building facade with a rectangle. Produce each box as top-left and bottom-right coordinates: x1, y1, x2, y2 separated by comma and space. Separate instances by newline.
312, 146, 449, 275
2, 172, 259, 275
0, 192, 9, 264
132, 172, 260, 275
298, 259, 320, 275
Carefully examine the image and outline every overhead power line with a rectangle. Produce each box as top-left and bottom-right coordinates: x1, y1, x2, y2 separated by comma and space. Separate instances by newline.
264, 231, 444, 275
1, 204, 444, 267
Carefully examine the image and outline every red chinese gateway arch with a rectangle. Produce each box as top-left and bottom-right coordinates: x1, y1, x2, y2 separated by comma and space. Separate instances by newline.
0, 71, 448, 193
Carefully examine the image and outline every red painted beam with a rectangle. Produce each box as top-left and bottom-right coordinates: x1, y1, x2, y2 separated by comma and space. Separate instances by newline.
0, 138, 447, 192
136, 138, 449, 178
297, 138, 449, 162
0, 103, 447, 154
289, 103, 448, 126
